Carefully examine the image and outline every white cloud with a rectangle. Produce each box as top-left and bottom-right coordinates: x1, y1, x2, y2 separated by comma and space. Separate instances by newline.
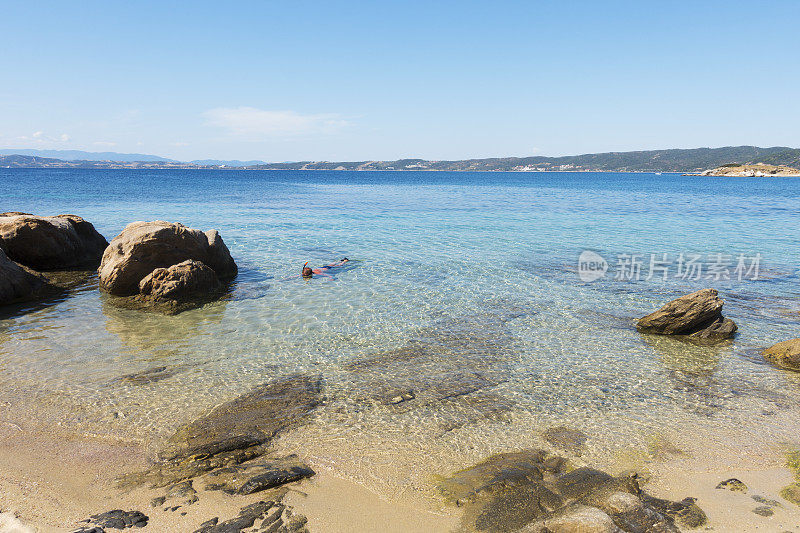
93, 141, 117, 147
12, 131, 71, 145
203, 107, 348, 138
171, 142, 189, 147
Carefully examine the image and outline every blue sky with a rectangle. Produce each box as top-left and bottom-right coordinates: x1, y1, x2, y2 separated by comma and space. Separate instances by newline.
1, 1, 798, 161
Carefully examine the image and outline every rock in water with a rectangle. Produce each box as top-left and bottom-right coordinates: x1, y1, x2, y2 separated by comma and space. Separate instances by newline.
0, 248, 59, 305
165, 374, 321, 461
138, 259, 221, 302
98, 220, 237, 296
762, 339, 800, 372
636, 288, 736, 342
543, 426, 589, 457
122, 374, 322, 488
439, 450, 703, 532
0, 212, 108, 270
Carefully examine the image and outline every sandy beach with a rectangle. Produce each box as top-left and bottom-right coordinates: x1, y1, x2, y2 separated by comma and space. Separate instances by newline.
1, 398, 799, 533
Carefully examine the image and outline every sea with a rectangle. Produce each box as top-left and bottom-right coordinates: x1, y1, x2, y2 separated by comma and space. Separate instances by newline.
2, 168, 799, 498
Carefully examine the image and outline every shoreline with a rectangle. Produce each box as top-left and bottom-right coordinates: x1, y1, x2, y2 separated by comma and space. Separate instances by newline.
2, 401, 799, 532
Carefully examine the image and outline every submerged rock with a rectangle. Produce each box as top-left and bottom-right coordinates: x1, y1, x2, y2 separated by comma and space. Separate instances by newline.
0, 212, 108, 270
0, 247, 60, 306
636, 289, 736, 342
99, 220, 236, 296
123, 374, 322, 488
439, 449, 704, 532
543, 426, 589, 457
762, 338, 800, 372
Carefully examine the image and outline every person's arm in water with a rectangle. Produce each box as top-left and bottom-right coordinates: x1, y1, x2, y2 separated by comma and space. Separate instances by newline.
323, 258, 349, 268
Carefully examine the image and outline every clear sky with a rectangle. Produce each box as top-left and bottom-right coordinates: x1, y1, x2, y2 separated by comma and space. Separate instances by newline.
1, 1, 798, 162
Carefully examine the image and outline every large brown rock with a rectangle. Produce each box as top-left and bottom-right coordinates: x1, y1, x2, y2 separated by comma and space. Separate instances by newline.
636, 289, 736, 341
762, 339, 800, 372
0, 212, 108, 270
0, 248, 58, 305
139, 259, 220, 302
98, 221, 237, 296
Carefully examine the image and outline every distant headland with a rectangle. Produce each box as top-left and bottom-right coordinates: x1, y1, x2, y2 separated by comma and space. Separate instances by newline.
686, 163, 800, 177
1, 145, 799, 174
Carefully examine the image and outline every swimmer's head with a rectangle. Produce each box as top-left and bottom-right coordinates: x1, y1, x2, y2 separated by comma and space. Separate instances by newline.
302, 262, 313, 278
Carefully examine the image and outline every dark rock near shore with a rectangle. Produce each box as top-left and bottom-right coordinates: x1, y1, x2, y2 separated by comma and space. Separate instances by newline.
204, 455, 315, 495
762, 338, 800, 372
439, 449, 705, 532
122, 374, 322, 488
164, 374, 322, 462
753, 505, 774, 516
98, 221, 236, 296
85, 510, 148, 529
0, 212, 108, 270
193, 499, 308, 533
637, 288, 736, 342
716, 478, 747, 492
0, 247, 61, 306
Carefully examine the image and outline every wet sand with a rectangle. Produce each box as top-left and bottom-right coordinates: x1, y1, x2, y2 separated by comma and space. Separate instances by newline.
0, 417, 460, 533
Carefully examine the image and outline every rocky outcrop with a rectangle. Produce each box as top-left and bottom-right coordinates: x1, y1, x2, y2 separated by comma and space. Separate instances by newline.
99, 221, 237, 296
122, 374, 322, 489
98, 221, 237, 313
438, 450, 706, 532
0, 212, 108, 270
0, 248, 60, 306
762, 339, 800, 372
193, 499, 309, 533
694, 163, 800, 177
78, 509, 148, 530
636, 289, 737, 342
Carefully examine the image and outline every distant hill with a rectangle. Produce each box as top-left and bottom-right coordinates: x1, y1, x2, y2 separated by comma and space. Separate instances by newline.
249, 146, 799, 172
0, 149, 175, 162
2, 146, 799, 173
0, 154, 204, 169
190, 159, 268, 167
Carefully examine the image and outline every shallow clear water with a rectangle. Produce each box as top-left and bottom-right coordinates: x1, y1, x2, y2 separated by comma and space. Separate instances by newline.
2, 168, 800, 493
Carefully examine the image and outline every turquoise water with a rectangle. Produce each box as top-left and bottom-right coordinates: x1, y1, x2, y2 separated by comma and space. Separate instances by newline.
2, 168, 800, 493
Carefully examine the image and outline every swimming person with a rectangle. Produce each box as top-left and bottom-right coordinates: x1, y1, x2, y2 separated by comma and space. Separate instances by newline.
302, 258, 349, 279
